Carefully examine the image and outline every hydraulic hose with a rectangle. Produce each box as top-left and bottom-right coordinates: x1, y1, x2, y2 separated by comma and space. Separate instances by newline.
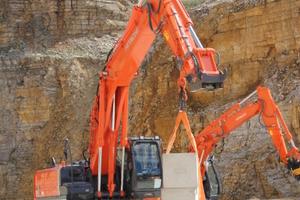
216, 52, 220, 68
184, 51, 201, 75
146, 2, 165, 34
149, 0, 161, 15
257, 99, 273, 128
96, 47, 114, 96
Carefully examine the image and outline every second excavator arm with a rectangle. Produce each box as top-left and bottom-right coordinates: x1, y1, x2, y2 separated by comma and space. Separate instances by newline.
190, 86, 300, 179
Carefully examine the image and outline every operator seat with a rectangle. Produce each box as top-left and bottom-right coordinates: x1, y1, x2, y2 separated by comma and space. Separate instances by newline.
133, 150, 143, 174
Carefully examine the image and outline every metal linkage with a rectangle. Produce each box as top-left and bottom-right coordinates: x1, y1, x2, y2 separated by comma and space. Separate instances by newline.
178, 87, 187, 112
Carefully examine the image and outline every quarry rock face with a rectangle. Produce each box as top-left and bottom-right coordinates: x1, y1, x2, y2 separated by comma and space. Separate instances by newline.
0, 0, 299, 199
0, 0, 131, 199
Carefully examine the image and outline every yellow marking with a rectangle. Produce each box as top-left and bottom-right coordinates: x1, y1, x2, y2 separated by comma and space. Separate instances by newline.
293, 168, 300, 176
164, 30, 169, 41
269, 130, 273, 136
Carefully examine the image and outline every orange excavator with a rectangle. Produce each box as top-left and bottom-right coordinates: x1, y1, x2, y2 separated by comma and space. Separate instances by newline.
33, 0, 227, 199
166, 86, 300, 199
33, 0, 300, 200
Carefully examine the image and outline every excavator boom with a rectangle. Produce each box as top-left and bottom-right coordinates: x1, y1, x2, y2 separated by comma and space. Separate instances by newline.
190, 86, 300, 179
88, 0, 226, 198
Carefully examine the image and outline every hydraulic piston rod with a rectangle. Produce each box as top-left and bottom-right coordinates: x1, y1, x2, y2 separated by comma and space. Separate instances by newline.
121, 147, 125, 193
239, 90, 257, 105
112, 94, 116, 131
188, 25, 203, 48
137, 0, 143, 7
98, 147, 102, 197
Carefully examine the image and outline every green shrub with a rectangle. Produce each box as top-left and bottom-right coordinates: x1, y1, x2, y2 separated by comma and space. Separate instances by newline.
181, 0, 206, 8
131, 0, 206, 8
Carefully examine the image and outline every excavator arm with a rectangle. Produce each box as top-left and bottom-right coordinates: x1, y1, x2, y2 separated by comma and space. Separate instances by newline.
88, 0, 227, 198
190, 86, 300, 179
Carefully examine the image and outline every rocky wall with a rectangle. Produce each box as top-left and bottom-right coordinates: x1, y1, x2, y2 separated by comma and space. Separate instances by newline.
0, 0, 300, 199
0, 0, 131, 199
0, 0, 130, 55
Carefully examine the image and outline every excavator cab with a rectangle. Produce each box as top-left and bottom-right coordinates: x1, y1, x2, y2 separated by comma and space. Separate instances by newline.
203, 157, 221, 200
119, 136, 163, 199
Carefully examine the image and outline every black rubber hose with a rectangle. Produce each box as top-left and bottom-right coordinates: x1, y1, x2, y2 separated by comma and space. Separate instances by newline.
257, 99, 265, 127
215, 121, 224, 137
149, 0, 161, 15
257, 99, 273, 128
96, 83, 100, 96
102, 47, 114, 74
216, 52, 220, 68
83, 149, 89, 163
105, 48, 114, 64
96, 47, 114, 96
147, 3, 165, 34
184, 51, 201, 74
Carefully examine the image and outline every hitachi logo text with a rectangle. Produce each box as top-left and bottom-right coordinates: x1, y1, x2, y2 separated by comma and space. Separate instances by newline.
125, 28, 139, 51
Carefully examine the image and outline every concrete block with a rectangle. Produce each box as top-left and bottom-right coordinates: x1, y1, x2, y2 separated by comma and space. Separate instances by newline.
162, 153, 198, 189
161, 188, 198, 200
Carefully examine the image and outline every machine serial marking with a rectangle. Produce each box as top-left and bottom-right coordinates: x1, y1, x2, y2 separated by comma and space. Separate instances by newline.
164, 30, 170, 41
236, 113, 246, 121
269, 130, 273, 136
125, 28, 139, 51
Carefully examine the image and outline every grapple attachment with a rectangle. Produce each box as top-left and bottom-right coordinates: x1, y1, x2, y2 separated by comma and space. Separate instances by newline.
185, 48, 227, 92
288, 158, 300, 180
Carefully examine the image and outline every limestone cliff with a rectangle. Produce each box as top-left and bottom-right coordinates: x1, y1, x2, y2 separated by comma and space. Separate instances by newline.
0, 0, 300, 199
0, 0, 131, 198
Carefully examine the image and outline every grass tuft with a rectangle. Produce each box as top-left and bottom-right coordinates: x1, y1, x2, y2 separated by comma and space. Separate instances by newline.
181, 0, 206, 8
131, 0, 207, 9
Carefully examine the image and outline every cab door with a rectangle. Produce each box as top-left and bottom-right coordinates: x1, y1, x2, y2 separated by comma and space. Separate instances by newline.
130, 140, 163, 199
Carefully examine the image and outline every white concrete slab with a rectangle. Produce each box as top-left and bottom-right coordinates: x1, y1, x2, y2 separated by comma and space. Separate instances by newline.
161, 188, 198, 200
162, 153, 198, 189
